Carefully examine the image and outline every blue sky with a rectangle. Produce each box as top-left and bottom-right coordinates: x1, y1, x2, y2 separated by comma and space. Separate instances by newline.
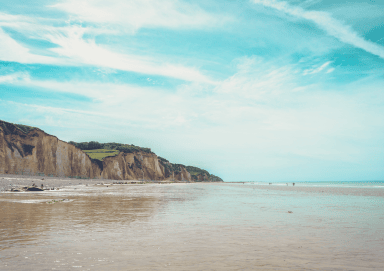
1, 0, 384, 182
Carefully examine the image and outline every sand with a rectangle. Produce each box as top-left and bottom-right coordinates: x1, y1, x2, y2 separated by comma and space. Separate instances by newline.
0, 173, 110, 192
1, 182, 383, 270
249, 182, 384, 198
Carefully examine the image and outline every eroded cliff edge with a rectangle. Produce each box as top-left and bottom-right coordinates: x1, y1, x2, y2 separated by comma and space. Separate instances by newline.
0, 120, 223, 182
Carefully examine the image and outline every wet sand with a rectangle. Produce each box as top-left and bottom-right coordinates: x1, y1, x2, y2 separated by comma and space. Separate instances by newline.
0, 174, 102, 191
0, 174, 156, 192
0, 173, 193, 192
247, 182, 384, 198
1, 181, 383, 270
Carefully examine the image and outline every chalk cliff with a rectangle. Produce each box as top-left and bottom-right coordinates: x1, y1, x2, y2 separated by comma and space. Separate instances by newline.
0, 121, 101, 178
0, 120, 223, 182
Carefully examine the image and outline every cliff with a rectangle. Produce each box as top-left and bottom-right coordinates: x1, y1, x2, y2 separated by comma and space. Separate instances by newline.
0, 121, 101, 178
0, 120, 223, 182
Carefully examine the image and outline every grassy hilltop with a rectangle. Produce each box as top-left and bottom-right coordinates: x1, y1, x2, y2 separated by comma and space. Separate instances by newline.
82, 149, 120, 161
68, 141, 152, 161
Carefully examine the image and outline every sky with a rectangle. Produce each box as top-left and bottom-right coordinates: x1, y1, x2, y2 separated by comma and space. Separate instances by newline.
1, 0, 384, 182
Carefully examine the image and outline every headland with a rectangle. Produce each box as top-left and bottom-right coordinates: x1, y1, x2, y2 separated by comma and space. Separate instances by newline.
0, 120, 223, 183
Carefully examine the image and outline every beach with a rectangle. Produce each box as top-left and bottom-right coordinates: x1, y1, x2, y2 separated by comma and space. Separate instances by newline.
0, 174, 104, 192
0, 174, 177, 193
1, 179, 383, 270
248, 181, 384, 197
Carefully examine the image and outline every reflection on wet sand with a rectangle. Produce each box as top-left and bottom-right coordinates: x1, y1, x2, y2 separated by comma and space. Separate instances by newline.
0, 185, 160, 251
1, 183, 383, 270
0, 199, 52, 249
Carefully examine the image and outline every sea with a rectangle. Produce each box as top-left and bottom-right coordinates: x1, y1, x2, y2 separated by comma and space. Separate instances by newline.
1, 181, 383, 270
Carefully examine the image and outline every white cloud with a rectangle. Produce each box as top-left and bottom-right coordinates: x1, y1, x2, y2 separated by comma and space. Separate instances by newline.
43, 26, 215, 83
252, 0, 384, 59
0, 27, 56, 64
0, 72, 30, 84
0, 12, 33, 23
216, 56, 305, 101
5, 75, 194, 128
303, 61, 332, 75
52, 0, 226, 32
0, 12, 215, 84
5, 56, 384, 172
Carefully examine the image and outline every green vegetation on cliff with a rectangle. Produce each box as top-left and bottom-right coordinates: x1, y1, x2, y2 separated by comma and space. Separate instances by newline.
186, 166, 210, 177
209, 174, 224, 182
83, 149, 120, 161
68, 141, 152, 154
14, 124, 36, 134
185, 166, 223, 182
158, 157, 183, 173
157, 158, 223, 182
0, 121, 36, 134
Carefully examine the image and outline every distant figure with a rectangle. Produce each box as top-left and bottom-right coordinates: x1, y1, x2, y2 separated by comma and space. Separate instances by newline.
293, 183, 295, 186
286, 183, 288, 186
41, 184, 44, 189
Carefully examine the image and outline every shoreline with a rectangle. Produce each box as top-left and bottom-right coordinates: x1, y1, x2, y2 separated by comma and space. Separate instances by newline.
0, 173, 108, 192
0, 173, 205, 192
239, 182, 384, 198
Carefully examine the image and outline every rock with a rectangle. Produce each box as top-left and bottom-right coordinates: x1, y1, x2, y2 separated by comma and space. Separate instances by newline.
288, 211, 293, 213
26, 187, 44, 191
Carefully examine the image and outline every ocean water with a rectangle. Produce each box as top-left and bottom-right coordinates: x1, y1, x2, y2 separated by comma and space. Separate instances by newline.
1, 182, 383, 270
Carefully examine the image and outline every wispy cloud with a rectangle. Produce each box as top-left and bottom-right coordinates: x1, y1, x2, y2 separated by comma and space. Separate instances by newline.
303, 61, 332, 75
3, 55, 384, 179
0, 12, 34, 23
0, 72, 30, 83
45, 26, 216, 84
2, 56, 334, 128
0, 15, 215, 84
252, 0, 384, 59
216, 56, 308, 101
0, 27, 56, 64
2, 74, 197, 128
52, 0, 227, 32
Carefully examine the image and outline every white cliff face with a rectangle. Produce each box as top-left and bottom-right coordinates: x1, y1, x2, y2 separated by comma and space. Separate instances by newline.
0, 120, 222, 182
0, 127, 101, 178
100, 152, 192, 181
0, 125, 191, 181
0, 124, 101, 178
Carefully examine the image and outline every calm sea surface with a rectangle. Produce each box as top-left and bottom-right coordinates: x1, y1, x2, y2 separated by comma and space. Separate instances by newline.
1, 182, 383, 270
